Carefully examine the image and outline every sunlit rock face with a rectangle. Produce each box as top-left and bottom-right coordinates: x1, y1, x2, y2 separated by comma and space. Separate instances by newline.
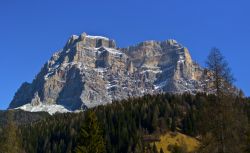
9, 33, 204, 111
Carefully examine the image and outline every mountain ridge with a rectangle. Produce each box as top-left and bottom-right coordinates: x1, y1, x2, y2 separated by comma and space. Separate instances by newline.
9, 32, 205, 114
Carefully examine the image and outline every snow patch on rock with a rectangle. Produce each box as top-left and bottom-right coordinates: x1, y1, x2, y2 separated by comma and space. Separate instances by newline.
16, 103, 71, 115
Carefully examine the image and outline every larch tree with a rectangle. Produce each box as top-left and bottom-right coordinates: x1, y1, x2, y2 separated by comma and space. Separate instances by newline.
199, 48, 248, 153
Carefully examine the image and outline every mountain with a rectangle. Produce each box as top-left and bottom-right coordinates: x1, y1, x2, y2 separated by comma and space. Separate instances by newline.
9, 32, 205, 114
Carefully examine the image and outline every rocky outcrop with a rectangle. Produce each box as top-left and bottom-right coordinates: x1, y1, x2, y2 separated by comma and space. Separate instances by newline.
9, 33, 204, 111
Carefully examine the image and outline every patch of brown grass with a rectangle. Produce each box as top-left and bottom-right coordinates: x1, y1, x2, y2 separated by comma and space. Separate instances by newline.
152, 132, 199, 153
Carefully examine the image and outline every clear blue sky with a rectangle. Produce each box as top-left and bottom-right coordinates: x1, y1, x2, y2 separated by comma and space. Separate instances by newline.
0, 0, 249, 109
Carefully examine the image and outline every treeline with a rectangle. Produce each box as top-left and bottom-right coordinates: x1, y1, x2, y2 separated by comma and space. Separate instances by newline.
0, 109, 49, 127
0, 93, 249, 153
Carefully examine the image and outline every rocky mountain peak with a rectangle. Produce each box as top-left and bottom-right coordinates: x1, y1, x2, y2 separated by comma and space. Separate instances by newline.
166, 39, 178, 45
9, 33, 205, 114
64, 32, 116, 50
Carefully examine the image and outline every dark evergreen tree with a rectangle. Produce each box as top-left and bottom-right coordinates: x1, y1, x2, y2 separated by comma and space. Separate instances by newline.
152, 143, 158, 153
160, 148, 164, 153
75, 110, 106, 153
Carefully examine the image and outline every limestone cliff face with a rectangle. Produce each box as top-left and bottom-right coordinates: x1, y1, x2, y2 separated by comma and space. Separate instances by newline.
9, 33, 204, 110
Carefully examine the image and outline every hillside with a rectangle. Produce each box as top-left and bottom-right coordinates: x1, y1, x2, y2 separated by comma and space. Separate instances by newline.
1, 93, 250, 153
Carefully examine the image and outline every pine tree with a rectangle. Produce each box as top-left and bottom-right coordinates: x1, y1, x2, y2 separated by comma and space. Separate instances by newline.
134, 140, 143, 153
75, 110, 106, 153
160, 148, 164, 153
171, 117, 176, 132
152, 143, 158, 153
151, 105, 159, 132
